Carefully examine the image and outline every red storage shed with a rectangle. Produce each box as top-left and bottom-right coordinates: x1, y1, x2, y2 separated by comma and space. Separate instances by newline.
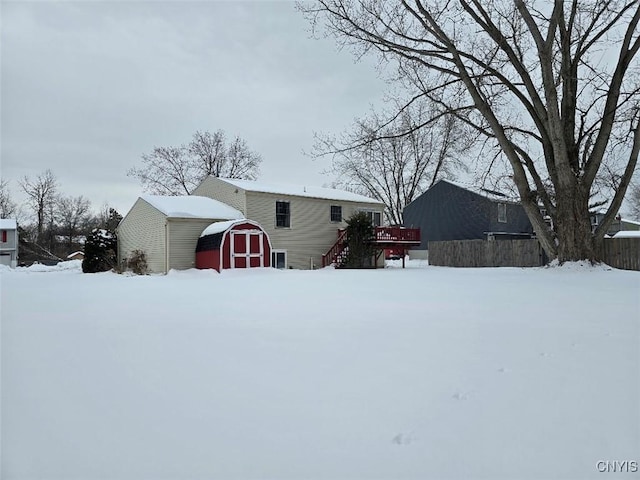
196, 219, 271, 272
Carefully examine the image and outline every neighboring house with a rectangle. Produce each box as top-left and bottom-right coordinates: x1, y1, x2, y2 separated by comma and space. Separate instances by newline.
192, 177, 385, 269
612, 230, 640, 238
0, 219, 19, 268
403, 179, 534, 253
117, 195, 244, 274
591, 212, 640, 235
55, 235, 86, 245
66, 251, 85, 261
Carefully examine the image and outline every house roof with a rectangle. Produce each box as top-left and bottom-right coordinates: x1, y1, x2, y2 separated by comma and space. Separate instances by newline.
141, 195, 244, 220
216, 177, 384, 204
612, 230, 640, 238
439, 179, 518, 203
0, 219, 17, 229
621, 218, 640, 227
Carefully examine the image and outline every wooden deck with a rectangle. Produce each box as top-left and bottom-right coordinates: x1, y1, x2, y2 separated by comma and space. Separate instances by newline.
322, 227, 421, 268
372, 226, 421, 247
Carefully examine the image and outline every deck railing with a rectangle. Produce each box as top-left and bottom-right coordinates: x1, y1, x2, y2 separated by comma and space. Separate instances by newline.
322, 227, 421, 268
373, 226, 421, 243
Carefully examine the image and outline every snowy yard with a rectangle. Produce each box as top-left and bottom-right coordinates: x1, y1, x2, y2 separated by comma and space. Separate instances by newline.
1, 261, 639, 479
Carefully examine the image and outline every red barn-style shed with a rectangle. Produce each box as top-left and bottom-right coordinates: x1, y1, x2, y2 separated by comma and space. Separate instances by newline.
196, 219, 271, 272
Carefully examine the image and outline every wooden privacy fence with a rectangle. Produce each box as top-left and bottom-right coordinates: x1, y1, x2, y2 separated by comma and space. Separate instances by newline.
428, 237, 640, 270
429, 239, 544, 267
600, 238, 640, 271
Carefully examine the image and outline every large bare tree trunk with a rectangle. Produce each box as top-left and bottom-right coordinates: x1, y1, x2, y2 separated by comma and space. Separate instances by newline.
301, 0, 640, 263
555, 184, 596, 262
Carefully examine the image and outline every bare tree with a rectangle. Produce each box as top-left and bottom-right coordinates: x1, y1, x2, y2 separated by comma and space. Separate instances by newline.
0, 179, 18, 218
300, 0, 640, 262
56, 195, 92, 252
188, 130, 229, 178
128, 146, 193, 196
224, 136, 262, 181
128, 130, 262, 195
19, 169, 58, 244
313, 99, 472, 224
95, 204, 123, 232
629, 182, 640, 220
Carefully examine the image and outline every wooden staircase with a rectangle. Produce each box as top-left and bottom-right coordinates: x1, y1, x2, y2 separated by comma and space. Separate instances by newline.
322, 226, 421, 268
322, 229, 348, 268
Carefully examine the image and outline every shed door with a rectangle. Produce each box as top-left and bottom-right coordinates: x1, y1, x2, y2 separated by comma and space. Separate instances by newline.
231, 230, 264, 268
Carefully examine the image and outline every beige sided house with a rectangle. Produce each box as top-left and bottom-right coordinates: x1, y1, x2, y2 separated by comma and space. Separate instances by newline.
118, 195, 244, 273
192, 177, 385, 269
0, 219, 19, 268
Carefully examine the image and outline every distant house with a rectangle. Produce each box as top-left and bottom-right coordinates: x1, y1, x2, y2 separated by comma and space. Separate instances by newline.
0, 219, 19, 268
591, 212, 640, 235
403, 179, 534, 253
117, 195, 244, 274
192, 177, 385, 269
66, 251, 85, 261
612, 230, 640, 238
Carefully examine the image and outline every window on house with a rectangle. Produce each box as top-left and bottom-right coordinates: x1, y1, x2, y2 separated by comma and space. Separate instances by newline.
366, 211, 382, 227
1, 230, 6, 243
271, 250, 287, 269
275, 201, 290, 228
330, 205, 342, 222
498, 203, 507, 223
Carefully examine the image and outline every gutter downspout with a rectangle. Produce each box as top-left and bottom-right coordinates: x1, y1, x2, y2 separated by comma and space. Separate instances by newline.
165, 220, 169, 274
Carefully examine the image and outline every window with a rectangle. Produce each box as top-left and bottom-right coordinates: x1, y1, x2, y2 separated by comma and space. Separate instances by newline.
271, 250, 287, 269
275, 201, 290, 228
363, 211, 382, 227
1, 230, 6, 243
330, 205, 342, 222
498, 203, 507, 223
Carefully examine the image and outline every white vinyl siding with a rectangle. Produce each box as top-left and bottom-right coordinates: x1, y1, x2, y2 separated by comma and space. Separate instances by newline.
167, 219, 219, 270
191, 177, 247, 215
0, 228, 18, 267
0, 229, 17, 250
117, 198, 167, 274
245, 191, 384, 269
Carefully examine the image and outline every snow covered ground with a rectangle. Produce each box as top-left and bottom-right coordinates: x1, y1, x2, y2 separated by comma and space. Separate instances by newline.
1, 261, 639, 479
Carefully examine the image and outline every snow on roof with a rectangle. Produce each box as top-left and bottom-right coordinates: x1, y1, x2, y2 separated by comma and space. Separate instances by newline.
200, 219, 261, 237
621, 218, 640, 226
439, 179, 519, 203
141, 195, 244, 220
66, 251, 84, 258
612, 230, 640, 238
217, 178, 384, 204
0, 219, 17, 229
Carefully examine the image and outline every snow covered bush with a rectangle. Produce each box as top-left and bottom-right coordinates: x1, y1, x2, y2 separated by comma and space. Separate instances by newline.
126, 249, 148, 275
82, 228, 117, 273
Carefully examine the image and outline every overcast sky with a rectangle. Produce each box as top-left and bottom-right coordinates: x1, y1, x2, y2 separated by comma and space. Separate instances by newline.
1, 0, 389, 217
